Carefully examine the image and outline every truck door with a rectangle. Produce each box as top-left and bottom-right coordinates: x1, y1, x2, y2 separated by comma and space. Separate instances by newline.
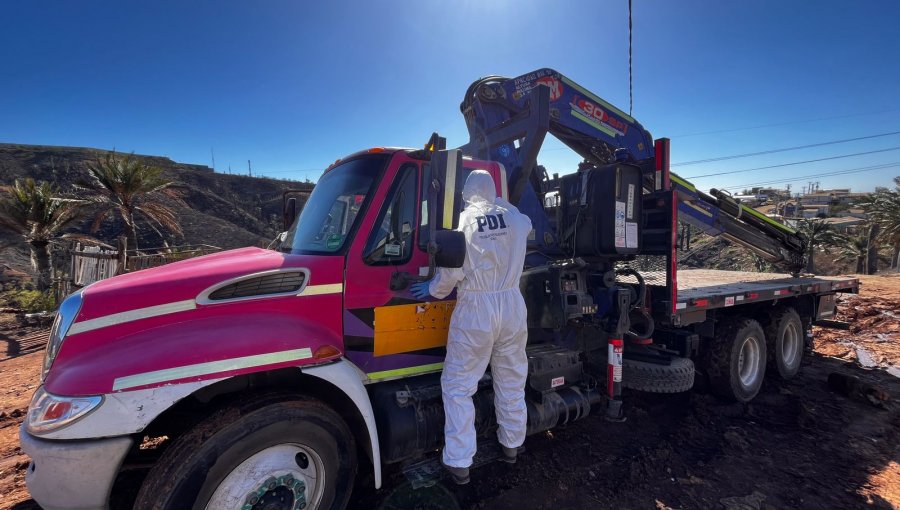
343, 154, 453, 381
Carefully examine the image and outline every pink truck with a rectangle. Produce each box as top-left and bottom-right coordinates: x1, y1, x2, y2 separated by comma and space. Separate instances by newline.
21, 70, 858, 510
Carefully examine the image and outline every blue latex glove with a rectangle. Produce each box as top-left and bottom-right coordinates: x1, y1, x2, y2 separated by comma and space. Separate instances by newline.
410, 281, 433, 300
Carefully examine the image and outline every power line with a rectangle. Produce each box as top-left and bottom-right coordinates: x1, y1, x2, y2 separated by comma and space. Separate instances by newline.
672, 130, 900, 166
627, 0, 633, 117
717, 161, 900, 191
670, 107, 900, 138
684, 146, 900, 179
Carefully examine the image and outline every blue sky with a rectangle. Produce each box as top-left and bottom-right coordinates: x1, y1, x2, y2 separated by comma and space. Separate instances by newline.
2, 0, 899, 193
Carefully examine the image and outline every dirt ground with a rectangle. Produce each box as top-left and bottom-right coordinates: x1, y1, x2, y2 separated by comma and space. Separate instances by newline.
1, 275, 898, 510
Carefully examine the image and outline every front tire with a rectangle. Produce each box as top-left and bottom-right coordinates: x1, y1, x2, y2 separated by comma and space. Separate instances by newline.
134, 394, 357, 510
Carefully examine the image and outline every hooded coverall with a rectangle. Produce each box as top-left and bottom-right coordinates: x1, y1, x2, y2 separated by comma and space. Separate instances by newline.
428, 170, 533, 469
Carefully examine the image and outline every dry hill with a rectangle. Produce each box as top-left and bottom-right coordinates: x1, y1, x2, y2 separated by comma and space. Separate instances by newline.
0, 143, 313, 277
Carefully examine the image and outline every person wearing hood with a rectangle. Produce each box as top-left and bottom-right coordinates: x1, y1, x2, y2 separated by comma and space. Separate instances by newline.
411, 169, 533, 484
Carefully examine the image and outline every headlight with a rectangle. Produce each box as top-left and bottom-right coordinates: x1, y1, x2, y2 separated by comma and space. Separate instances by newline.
26, 386, 102, 435
42, 289, 84, 382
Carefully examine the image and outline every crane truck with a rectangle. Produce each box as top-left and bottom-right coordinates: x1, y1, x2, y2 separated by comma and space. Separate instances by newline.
21, 69, 858, 510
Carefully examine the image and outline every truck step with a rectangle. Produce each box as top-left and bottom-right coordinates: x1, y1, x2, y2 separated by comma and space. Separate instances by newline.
401, 441, 509, 489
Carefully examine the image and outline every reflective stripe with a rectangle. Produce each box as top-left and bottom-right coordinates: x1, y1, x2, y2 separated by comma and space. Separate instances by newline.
670, 174, 696, 192
561, 75, 635, 123
112, 348, 313, 391
571, 107, 618, 137
443, 150, 458, 228
298, 283, 343, 297
68, 300, 196, 336
497, 163, 509, 200
366, 362, 444, 382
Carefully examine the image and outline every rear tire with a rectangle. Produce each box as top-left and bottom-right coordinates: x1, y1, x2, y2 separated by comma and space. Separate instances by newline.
705, 318, 767, 402
623, 357, 695, 393
763, 307, 804, 380
134, 393, 356, 510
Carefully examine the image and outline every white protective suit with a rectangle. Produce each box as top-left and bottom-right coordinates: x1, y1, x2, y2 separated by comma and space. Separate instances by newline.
429, 170, 533, 468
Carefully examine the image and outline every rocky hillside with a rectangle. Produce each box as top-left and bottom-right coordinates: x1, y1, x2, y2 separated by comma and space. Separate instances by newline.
0, 143, 314, 276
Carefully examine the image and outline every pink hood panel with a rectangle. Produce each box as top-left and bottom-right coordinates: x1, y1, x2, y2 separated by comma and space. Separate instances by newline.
48, 248, 346, 395
80, 247, 315, 320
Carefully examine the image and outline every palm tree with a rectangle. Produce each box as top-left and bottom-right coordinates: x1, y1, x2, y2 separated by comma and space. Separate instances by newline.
81, 152, 183, 250
835, 234, 867, 273
0, 179, 82, 290
863, 177, 900, 271
796, 218, 844, 274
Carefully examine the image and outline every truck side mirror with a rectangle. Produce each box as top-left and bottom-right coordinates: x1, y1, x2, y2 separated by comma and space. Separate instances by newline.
433, 230, 465, 268
283, 197, 297, 231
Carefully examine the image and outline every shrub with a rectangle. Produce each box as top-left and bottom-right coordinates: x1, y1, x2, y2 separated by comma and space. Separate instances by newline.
1, 289, 56, 313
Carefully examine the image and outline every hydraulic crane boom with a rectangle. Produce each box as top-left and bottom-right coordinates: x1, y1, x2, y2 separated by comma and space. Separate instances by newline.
457, 68, 807, 273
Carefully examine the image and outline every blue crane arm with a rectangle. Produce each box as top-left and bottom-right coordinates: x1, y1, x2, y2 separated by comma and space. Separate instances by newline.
458, 68, 806, 272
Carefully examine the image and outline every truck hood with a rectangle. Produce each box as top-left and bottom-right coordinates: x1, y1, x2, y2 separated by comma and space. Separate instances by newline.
76, 247, 340, 323
47, 246, 347, 396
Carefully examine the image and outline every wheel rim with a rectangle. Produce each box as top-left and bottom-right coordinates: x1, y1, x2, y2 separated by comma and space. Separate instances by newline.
205, 443, 326, 510
737, 335, 761, 388
781, 321, 801, 369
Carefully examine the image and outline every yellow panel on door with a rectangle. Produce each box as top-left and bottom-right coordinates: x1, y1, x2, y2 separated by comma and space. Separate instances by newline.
373, 301, 456, 357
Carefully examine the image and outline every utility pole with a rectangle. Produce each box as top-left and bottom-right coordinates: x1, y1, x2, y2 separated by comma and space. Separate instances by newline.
211, 147, 216, 171
248, 160, 253, 177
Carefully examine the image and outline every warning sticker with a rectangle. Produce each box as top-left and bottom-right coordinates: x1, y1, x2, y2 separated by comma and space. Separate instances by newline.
615, 201, 626, 248
626, 184, 635, 219
625, 222, 638, 249
551, 376, 565, 388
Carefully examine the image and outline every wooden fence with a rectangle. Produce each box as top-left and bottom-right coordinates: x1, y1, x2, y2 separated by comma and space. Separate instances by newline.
71, 244, 119, 286
69, 242, 221, 287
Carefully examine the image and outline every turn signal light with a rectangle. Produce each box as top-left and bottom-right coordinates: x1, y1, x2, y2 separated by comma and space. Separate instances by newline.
314, 345, 342, 360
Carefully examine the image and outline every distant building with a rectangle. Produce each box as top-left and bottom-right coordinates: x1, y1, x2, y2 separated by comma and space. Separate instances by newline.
751, 187, 790, 201
800, 192, 834, 206
782, 201, 799, 217
821, 216, 866, 234
836, 192, 871, 205
836, 208, 868, 219
800, 205, 830, 218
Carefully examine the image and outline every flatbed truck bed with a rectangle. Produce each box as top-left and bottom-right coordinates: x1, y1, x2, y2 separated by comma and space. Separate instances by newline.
651, 269, 859, 326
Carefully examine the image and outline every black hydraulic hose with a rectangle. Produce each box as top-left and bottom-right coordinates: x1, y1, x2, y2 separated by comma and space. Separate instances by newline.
615, 267, 646, 307
628, 308, 655, 340
460, 75, 509, 114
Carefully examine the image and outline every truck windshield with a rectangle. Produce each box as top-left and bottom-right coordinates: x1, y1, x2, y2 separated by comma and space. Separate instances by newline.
282, 154, 389, 254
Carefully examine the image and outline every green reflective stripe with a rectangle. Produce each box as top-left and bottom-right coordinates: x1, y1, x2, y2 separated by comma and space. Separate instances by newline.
112, 348, 313, 391
560, 76, 635, 123
741, 205, 797, 234
367, 362, 444, 382
570, 108, 618, 137
670, 174, 696, 192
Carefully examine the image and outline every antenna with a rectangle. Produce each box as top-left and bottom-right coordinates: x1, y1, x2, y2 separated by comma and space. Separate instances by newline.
211, 147, 216, 171
248, 160, 253, 177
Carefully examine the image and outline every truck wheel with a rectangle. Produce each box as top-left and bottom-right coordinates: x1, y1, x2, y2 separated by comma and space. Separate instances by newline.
134, 394, 356, 510
623, 356, 695, 393
705, 318, 767, 402
763, 307, 804, 380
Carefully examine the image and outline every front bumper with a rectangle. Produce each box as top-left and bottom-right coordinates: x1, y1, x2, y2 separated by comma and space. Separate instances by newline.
19, 423, 133, 510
